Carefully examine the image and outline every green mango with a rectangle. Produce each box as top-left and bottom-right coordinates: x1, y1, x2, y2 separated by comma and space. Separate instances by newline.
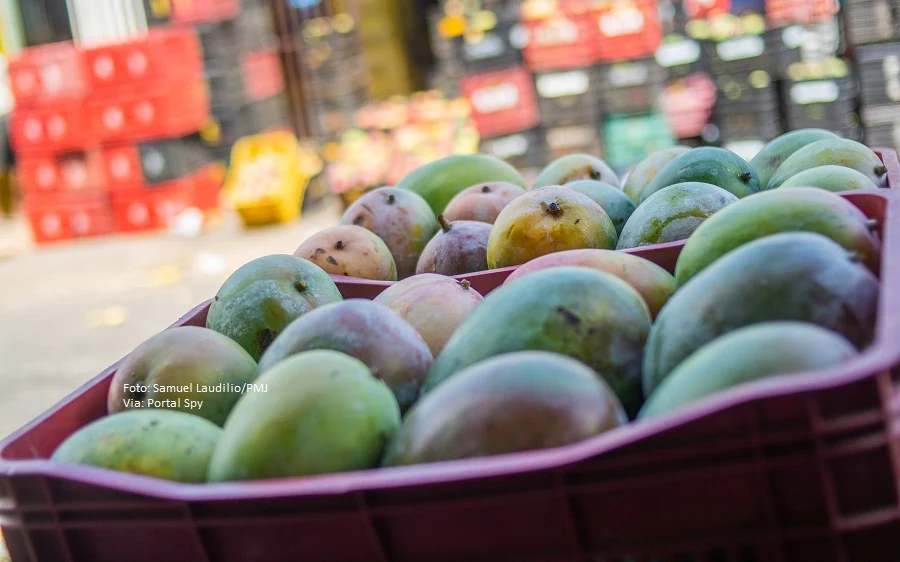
778, 165, 881, 192
565, 180, 636, 235
749, 128, 838, 188
616, 182, 737, 250
644, 232, 879, 394
640, 147, 761, 202
623, 146, 691, 203
533, 153, 620, 189
767, 138, 889, 189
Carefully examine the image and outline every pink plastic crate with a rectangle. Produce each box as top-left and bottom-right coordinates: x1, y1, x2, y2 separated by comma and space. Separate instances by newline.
0, 151, 898, 562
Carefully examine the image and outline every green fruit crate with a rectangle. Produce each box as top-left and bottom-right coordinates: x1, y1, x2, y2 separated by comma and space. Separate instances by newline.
0, 150, 898, 562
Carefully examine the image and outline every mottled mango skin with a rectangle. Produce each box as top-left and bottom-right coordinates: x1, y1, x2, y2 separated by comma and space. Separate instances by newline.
207, 254, 343, 361
108, 326, 258, 426
640, 322, 858, 419
208, 351, 400, 482
383, 352, 626, 467
749, 129, 838, 188
767, 138, 889, 189
623, 146, 691, 203
674, 187, 881, 286
52, 410, 221, 483
374, 274, 485, 357
504, 249, 675, 318
644, 233, 879, 394
257, 300, 432, 412
641, 147, 761, 202
487, 186, 618, 269
565, 180, 636, 235
778, 165, 881, 192
616, 182, 738, 250
340, 187, 439, 279
533, 154, 620, 189
423, 267, 652, 417
442, 182, 527, 224
416, 218, 492, 276
295, 225, 398, 281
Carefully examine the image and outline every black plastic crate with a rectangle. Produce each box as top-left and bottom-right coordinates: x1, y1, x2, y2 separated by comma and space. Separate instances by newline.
596, 59, 667, 115
236, 2, 277, 52
245, 93, 292, 133
454, 12, 523, 73
308, 64, 369, 100
706, 33, 773, 75
783, 76, 860, 132
855, 43, 900, 107
715, 71, 780, 108
15, 0, 73, 47
766, 27, 804, 79
845, 0, 900, 45
716, 110, 782, 143
534, 68, 601, 127
207, 67, 248, 110
861, 102, 900, 146
543, 124, 603, 160
140, 136, 212, 185
655, 36, 709, 81
481, 128, 546, 170
428, 7, 455, 61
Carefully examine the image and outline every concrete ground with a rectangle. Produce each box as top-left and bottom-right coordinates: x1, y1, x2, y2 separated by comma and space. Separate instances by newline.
0, 198, 342, 440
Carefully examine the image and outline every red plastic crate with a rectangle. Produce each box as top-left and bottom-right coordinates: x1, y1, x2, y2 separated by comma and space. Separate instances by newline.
97, 144, 143, 191
23, 192, 113, 244
171, 0, 240, 23
10, 99, 95, 155
109, 179, 196, 233
0, 151, 897, 561
591, 0, 663, 62
8, 42, 88, 109
81, 28, 203, 97
17, 151, 106, 197
460, 66, 541, 137
521, 12, 599, 71
241, 49, 286, 102
88, 80, 210, 143
766, 0, 838, 26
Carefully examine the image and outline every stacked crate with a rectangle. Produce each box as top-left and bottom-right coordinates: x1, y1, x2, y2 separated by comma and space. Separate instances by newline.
8, 28, 221, 243
655, 34, 717, 144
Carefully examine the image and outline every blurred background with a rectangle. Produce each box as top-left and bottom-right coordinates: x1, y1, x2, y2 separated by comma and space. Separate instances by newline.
0, 0, 898, 463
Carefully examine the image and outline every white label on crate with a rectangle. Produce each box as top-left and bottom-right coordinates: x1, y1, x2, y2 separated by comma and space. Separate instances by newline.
546, 125, 595, 149
724, 140, 765, 162
40, 213, 62, 236
533, 19, 578, 46
62, 160, 88, 188
70, 211, 90, 235
485, 134, 529, 159
127, 51, 149, 76
655, 40, 701, 68
888, 79, 900, 103
598, 6, 645, 37
509, 24, 528, 50
111, 155, 132, 179
134, 101, 155, 123
128, 202, 150, 226
47, 115, 67, 139
24, 118, 42, 142
862, 103, 900, 125
790, 80, 840, 105
143, 151, 165, 177
536, 71, 590, 98
609, 63, 650, 87
37, 164, 55, 187
104, 107, 125, 130
40, 65, 64, 96
464, 34, 505, 60
782, 26, 805, 50
93, 55, 115, 80
14, 70, 36, 94
716, 36, 765, 61
471, 83, 520, 113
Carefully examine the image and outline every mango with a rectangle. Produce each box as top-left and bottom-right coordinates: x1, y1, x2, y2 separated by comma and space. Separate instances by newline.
207, 254, 343, 361
640, 322, 858, 419
778, 165, 881, 192
52, 410, 221, 483
565, 180, 636, 235
640, 147, 761, 201
644, 233, 879, 394
416, 215, 492, 276
423, 267, 651, 417
340, 187, 440, 279
108, 326, 257, 425
533, 153, 620, 189
617, 182, 738, 250
257, 300, 432, 412
504, 249, 675, 318
442, 182, 527, 224
623, 146, 691, 203
295, 225, 398, 281
208, 351, 400, 481
396, 154, 526, 214
383, 352, 626, 467
767, 138, 888, 189
487, 186, 618, 269
374, 274, 484, 357
749, 128, 838, 187
674, 187, 881, 286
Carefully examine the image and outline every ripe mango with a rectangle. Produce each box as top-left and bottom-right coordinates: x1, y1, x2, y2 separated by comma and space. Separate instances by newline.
623, 146, 691, 203
295, 225, 398, 281
442, 182, 527, 224
533, 153, 620, 189
416, 215, 492, 276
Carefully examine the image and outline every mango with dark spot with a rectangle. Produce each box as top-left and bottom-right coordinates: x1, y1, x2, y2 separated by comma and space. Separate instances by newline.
340, 187, 439, 279
564, 180, 636, 235
382, 352, 626, 466
416, 215, 492, 276
533, 153, 620, 189
640, 147, 761, 202
295, 225, 398, 281
766, 138, 889, 189
623, 146, 691, 203
503, 249, 675, 318
51, 410, 221, 482
208, 350, 400, 481
644, 233, 879, 395
422, 267, 651, 417
257, 300, 432, 412
207, 254, 343, 361
487, 186, 618, 269
616, 182, 738, 250
748, 128, 838, 187
108, 326, 257, 425
442, 181, 527, 224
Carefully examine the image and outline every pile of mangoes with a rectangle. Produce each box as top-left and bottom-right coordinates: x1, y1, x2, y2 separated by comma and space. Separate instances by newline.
51, 129, 887, 483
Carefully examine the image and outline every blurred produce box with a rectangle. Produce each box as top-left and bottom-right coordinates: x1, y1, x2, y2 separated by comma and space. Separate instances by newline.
765, 0, 838, 26
8, 42, 87, 109
24, 191, 113, 244
543, 123, 603, 160
17, 151, 106, 199
660, 72, 717, 139
460, 65, 541, 137
520, 8, 598, 70
591, 0, 663, 62
602, 111, 674, 171
597, 57, 666, 115
862, 103, 900, 148
714, 70, 782, 142
783, 59, 861, 140
534, 67, 601, 127
844, 0, 900, 45
655, 34, 708, 81
480, 127, 546, 170
454, 5, 524, 73
11, 97, 94, 154
856, 42, 900, 108
172, 0, 240, 24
